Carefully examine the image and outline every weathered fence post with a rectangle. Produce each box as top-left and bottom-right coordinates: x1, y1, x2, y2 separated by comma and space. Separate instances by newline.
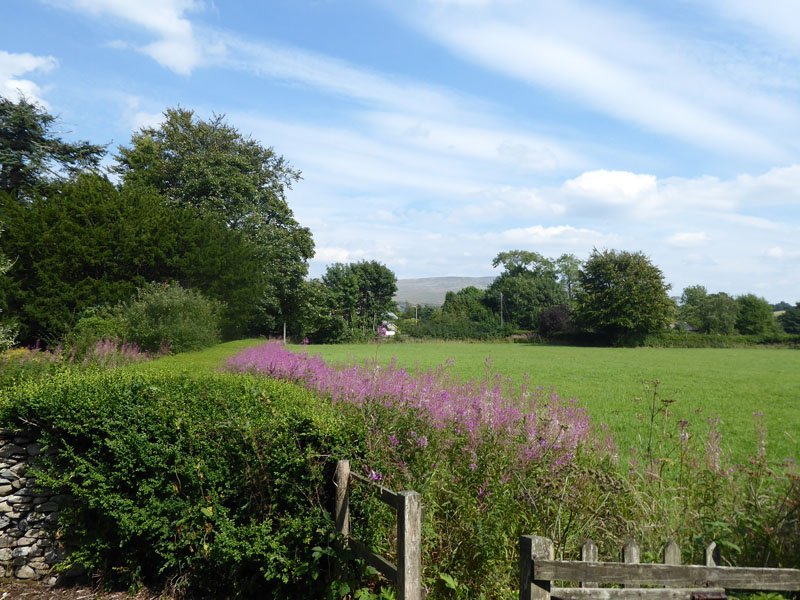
622, 540, 640, 589
664, 540, 681, 565
520, 535, 554, 600
397, 490, 422, 600
706, 541, 720, 567
334, 459, 350, 539
580, 538, 598, 588
664, 540, 681, 588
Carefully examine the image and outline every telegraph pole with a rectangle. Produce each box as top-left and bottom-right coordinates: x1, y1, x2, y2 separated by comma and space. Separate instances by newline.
499, 292, 503, 328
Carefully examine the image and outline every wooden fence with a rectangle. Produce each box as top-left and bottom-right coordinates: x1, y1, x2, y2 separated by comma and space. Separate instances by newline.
334, 459, 423, 600
520, 536, 800, 600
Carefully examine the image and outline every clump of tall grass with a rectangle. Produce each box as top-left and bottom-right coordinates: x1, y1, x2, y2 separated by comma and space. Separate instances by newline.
624, 381, 799, 569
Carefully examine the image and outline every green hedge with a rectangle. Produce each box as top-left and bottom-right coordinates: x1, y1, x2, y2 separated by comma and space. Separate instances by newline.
640, 331, 800, 348
0, 370, 367, 597
545, 330, 800, 348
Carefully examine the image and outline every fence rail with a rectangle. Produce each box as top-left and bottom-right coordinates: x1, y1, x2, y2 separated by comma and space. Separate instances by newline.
334, 459, 423, 600
520, 536, 800, 600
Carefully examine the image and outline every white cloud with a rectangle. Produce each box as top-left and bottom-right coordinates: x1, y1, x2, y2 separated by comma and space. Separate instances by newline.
405, 0, 798, 159
666, 232, 710, 248
486, 224, 613, 246
766, 246, 800, 260
216, 36, 583, 174
723, 214, 786, 230
221, 35, 469, 119
557, 167, 800, 220
369, 209, 400, 223
361, 111, 572, 172
564, 170, 656, 201
234, 113, 504, 198
0, 51, 58, 106
312, 247, 354, 264
130, 110, 164, 131
117, 95, 165, 133
732, 165, 800, 206
702, 1, 800, 49
458, 186, 566, 223
60, 0, 206, 74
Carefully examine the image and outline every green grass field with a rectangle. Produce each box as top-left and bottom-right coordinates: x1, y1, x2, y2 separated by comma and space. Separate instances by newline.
127, 338, 266, 374
133, 338, 799, 463
287, 341, 800, 464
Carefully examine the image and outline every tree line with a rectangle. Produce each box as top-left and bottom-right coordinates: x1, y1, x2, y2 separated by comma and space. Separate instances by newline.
399, 249, 800, 343
2, 94, 797, 350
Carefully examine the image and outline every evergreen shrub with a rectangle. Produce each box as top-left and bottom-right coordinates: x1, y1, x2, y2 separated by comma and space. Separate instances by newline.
0, 370, 366, 597
122, 282, 223, 353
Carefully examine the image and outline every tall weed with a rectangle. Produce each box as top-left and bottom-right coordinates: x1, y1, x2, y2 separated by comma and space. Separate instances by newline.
227, 343, 626, 597
0, 338, 164, 386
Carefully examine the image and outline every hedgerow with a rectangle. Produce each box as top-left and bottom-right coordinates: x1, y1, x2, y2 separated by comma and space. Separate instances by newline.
0, 370, 367, 597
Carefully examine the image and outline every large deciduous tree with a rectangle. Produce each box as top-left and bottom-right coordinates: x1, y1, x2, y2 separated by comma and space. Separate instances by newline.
486, 250, 567, 330
735, 294, 775, 335
351, 260, 398, 330
778, 303, 800, 334
114, 108, 313, 333
574, 249, 673, 339
316, 260, 397, 340
678, 285, 708, 329
678, 286, 742, 334
699, 292, 738, 334
0, 96, 105, 200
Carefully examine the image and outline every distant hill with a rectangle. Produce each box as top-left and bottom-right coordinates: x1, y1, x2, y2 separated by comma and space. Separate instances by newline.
393, 276, 496, 307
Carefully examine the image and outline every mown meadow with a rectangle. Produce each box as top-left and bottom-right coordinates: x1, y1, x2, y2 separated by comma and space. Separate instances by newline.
286, 341, 800, 464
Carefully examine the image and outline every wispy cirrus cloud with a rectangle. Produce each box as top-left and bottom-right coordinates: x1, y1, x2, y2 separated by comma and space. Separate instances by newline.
39, 1, 586, 175
700, 0, 800, 49
54, 0, 208, 75
405, 0, 800, 160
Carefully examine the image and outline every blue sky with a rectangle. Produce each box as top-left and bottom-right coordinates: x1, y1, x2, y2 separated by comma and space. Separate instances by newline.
2, 0, 800, 302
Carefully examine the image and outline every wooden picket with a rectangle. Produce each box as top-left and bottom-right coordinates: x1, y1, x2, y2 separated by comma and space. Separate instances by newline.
520, 535, 800, 600
335, 459, 423, 600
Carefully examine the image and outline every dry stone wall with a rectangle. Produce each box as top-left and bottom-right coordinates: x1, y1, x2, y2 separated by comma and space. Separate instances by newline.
0, 430, 65, 584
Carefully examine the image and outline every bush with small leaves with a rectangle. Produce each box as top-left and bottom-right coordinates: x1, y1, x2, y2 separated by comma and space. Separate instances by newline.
122, 282, 223, 353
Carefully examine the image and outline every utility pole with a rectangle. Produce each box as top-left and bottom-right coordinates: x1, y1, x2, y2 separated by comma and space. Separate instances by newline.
499, 292, 503, 328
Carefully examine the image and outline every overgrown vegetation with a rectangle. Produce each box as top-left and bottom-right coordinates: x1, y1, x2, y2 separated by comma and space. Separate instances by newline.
1, 339, 797, 598
120, 282, 224, 353
292, 341, 800, 464
227, 343, 799, 598
1, 92, 798, 598
0, 338, 167, 387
